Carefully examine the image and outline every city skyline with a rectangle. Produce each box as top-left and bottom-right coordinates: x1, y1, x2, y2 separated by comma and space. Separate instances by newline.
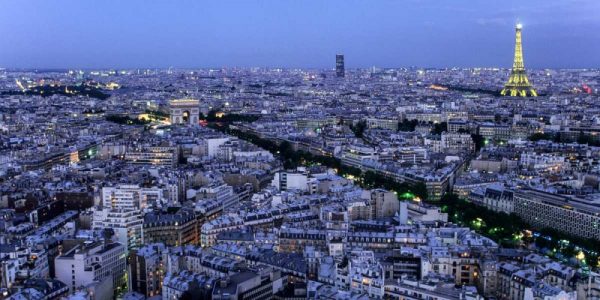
1, 0, 600, 69
2, 2, 600, 300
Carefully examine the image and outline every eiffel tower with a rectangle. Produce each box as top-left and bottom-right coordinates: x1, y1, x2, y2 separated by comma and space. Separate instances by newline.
501, 23, 537, 97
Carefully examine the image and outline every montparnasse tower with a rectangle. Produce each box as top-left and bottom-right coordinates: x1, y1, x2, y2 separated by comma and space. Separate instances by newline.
501, 23, 537, 97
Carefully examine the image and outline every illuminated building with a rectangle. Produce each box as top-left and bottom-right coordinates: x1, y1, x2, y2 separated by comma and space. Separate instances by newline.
130, 244, 167, 298
124, 146, 178, 167
169, 99, 200, 125
92, 208, 144, 251
143, 208, 198, 246
366, 117, 399, 131
54, 240, 126, 294
441, 132, 475, 153
370, 189, 400, 219
336, 54, 345, 78
341, 144, 377, 169
501, 23, 538, 97
513, 189, 600, 240
101, 184, 164, 210
278, 228, 327, 253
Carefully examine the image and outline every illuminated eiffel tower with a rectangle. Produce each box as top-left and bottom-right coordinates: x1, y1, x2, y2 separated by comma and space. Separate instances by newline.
501, 23, 537, 97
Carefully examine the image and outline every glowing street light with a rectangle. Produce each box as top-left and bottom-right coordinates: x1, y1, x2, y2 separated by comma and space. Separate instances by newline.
399, 192, 415, 199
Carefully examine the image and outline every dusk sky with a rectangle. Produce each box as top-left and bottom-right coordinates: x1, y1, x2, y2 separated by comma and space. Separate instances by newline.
1, 0, 599, 69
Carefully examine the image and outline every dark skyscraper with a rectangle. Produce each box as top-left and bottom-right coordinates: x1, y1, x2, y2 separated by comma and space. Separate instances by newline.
336, 54, 345, 77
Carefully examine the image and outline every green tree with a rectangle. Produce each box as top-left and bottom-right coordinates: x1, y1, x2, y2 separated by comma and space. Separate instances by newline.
350, 120, 367, 138
413, 182, 429, 201
529, 132, 554, 142
553, 132, 562, 143
398, 119, 419, 132
278, 141, 294, 158
577, 131, 589, 144
471, 134, 485, 152
432, 122, 447, 135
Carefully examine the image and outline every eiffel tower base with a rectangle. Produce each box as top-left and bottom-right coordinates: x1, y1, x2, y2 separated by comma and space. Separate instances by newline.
500, 87, 538, 97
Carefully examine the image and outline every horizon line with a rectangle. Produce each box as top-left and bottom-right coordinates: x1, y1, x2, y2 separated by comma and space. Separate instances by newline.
2, 66, 600, 71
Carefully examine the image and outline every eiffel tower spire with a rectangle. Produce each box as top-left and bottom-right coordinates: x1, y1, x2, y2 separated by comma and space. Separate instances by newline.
501, 23, 538, 97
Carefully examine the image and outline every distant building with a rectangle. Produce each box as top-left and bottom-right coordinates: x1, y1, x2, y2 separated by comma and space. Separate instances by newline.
341, 145, 377, 169
101, 184, 163, 210
200, 214, 244, 247
0, 259, 18, 289
162, 270, 215, 300
385, 277, 483, 300
170, 99, 199, 125
272, 170, 317, 194
336, 54, 345, 78
206, 137, 230, 158
196, 183, 240, 212
366, 118, 398, 131
382, 248, 423, 280
212, 268, 285, 300
124, 146, 178, 167
143, 208, 198, 246
54, 241, 126, 294
478, 123, 510, 141
447, 120, 470, 133
440, 133, 474, 154
278, 228, 327, 253
336, 250, 384, 298
369, 189, 399, 219
130, 243, 166, 298
477, 184, 514, 214
92, 209, 144, 251
513, 189, 600, 240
